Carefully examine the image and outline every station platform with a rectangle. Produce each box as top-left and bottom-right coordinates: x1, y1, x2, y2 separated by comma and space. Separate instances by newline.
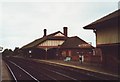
1, 59, 12, 81
1, 57, 119, 80
33, 59, 119, 79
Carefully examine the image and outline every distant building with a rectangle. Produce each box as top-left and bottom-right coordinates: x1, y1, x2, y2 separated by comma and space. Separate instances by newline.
60, 36, 95, 62
21, 27, 94, 61
22, 27, 68, 59
83, 9, 119, 71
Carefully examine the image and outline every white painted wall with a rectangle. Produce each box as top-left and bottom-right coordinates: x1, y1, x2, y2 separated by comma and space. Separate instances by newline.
39, 40, 64, 46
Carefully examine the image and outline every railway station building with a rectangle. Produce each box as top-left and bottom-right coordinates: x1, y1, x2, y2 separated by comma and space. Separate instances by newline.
60, 36, 93, 61
22, 27, 68, 59
21, 27, 94, 62
59, 36, 102, 65
83, 9, 119, 72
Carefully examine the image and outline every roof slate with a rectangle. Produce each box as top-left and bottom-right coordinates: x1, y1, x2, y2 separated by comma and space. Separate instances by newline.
60, 36, 94, 49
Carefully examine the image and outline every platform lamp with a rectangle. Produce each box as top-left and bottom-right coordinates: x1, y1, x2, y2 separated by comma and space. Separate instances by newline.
45, 48, 48, 60
56, 45, 60, 59
78, 44, 84, 64
29, 50, 32, 58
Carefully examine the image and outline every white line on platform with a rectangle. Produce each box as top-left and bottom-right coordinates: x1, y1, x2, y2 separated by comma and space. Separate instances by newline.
39, 60, 119, 78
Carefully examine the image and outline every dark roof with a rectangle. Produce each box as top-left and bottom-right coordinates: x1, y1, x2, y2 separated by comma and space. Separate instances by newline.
83, 9, 120, 29
60, 36, 94, 49
22, 31, 67, 49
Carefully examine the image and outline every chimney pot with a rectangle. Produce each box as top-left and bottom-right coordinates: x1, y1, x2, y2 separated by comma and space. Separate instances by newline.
44, 29, 47, 36
63, 27, 68, 37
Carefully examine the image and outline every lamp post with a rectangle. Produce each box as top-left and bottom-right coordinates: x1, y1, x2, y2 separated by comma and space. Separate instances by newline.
56, 45, 60, 60
29, 50, 32, 58
45, 48, 47, 60
79, 52, 83, 64
78, 45, 82, 64
77, 51, 83, 64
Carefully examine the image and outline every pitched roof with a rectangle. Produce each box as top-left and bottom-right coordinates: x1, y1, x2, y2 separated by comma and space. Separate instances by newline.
60, 36, 94, 49
83, 9, 120, 29
22, 31, 67, 49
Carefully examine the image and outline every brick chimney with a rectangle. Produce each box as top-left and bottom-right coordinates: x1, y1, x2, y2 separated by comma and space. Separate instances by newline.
63, 27, 68, 37
43, 29, 47, 37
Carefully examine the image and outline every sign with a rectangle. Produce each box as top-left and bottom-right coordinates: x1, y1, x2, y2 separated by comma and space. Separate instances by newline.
78, 44, 91, 48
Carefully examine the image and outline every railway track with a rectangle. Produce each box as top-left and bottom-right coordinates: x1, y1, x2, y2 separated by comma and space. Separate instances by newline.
5, 60, 40, 82
4, 58, 80, 81
3, 57, 119, 81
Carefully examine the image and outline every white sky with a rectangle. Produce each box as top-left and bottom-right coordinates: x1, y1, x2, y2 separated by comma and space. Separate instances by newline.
0, 0, 119, 50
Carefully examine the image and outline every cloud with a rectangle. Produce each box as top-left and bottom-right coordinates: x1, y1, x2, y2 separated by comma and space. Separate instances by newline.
0, 1, 118, 49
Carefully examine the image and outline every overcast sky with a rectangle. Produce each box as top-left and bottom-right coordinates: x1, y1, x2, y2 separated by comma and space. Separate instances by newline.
0, 0, 119, 50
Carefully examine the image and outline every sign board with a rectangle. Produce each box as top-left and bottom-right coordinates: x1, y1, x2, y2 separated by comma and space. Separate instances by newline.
78, 44, 91, 48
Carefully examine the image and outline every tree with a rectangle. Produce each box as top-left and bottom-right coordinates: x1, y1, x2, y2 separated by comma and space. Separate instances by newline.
13, 47, 20, 56
2, 49, 13, 57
